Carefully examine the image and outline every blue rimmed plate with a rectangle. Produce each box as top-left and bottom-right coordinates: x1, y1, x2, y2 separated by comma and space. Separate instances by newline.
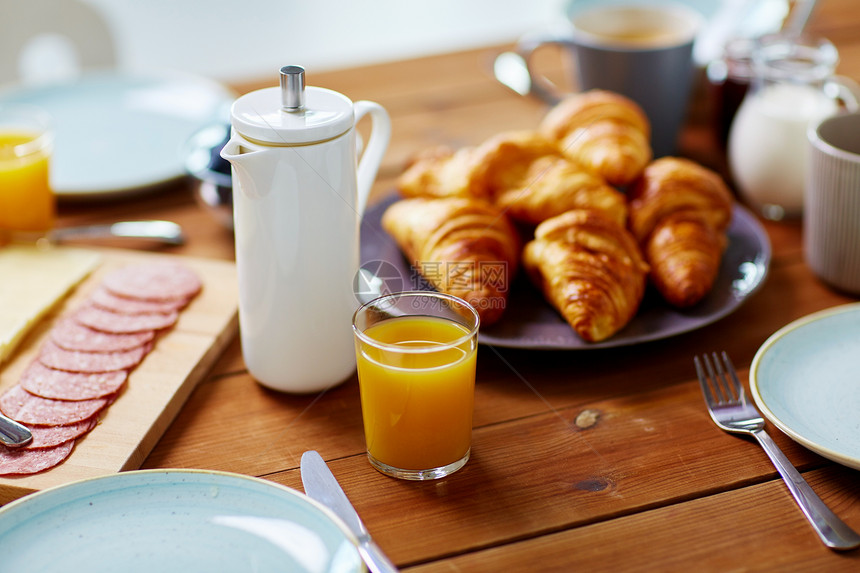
0, 72, 234, 199
0, 469, 363, 573
750, 303, 860, 470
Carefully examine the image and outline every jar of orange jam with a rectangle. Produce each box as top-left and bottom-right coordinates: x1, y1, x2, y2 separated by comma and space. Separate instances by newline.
0, 105, 55, 241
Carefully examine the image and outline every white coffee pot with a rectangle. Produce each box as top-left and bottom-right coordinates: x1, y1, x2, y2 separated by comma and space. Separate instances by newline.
221, 65, 390, 393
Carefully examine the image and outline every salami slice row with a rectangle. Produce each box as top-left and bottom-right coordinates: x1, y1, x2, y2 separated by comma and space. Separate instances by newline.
0, 384, 112, 426
20, 361, 128, 401
75, 305, 178, 334
26, 418, 98, 449
102, 262, 202, 302
0, 261, 202, 476
0, 441, 75, 476
39, 339, 151, 374
90, 286, 189, 315
51, 318, 155, 353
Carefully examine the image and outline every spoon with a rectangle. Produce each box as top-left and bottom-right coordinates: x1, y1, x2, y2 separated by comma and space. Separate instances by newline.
50, 220, 185, 246
784, 0, 818, 38
0, 413, 32, 448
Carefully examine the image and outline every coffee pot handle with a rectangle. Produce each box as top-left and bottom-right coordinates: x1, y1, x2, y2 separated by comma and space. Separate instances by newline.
354, 101, 391, 218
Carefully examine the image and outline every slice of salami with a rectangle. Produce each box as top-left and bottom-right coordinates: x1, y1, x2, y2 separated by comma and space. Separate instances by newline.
75, 305, 178, 334
50, 317, 155, 352
0, 440, 74, 475
0, 384, 110, 425
39, 339, 150, 374
90, 286, 189, 315
102, 262, 202, 302
20, 361, 128, 400
26, 418, 97, 449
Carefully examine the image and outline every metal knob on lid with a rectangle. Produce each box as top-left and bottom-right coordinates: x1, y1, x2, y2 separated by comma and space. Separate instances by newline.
280, 65, 305, 111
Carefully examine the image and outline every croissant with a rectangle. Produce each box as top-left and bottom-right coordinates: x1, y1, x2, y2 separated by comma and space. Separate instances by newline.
474, 130, 629, 226
523, 209, 649, 342
396, 145, 490, 200
539, 90, 652, 186
381, 197, 520, 325
628, 157, 734, 308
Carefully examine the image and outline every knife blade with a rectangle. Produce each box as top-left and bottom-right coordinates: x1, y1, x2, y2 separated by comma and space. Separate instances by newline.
0, 412, 32, 447
300, 450, 399, 573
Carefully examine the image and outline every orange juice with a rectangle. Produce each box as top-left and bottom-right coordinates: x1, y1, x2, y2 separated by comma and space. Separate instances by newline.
0, 129, 54, 235
356, 315, 477, 472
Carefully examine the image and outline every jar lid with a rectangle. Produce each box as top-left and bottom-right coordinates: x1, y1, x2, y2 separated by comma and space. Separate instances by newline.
229, 66, 354, 145
753, 34, 838, 83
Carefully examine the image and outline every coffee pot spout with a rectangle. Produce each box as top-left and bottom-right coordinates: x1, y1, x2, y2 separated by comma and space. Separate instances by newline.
219, 137, 277, 199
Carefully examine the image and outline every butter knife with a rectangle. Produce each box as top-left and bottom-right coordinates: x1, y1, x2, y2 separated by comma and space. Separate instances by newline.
50, 220, 185, 246
0, 412, 32, 447
300, 450, 399, 573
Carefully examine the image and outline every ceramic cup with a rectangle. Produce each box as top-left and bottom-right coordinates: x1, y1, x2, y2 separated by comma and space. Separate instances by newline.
352, 291, 480, 480
517, 2, 703, 157
805, 112, 860, 294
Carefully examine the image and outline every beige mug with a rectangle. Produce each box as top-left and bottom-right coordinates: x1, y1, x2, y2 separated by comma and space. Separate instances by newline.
805, 112, 860, 294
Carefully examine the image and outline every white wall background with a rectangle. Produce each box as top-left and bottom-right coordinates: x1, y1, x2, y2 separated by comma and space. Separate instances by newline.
6, 0, 790, 86
76, 0, 563, 84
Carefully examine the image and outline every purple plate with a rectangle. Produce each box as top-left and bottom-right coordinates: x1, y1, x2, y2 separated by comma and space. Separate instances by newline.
360, 195, 771, 349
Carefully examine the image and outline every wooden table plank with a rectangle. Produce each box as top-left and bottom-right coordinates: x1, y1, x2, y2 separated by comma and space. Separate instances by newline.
406, 465, 860, 572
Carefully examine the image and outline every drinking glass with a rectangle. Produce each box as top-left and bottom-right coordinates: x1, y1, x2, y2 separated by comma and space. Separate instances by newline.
352, 291, 480, 480
0, 104, 54, 242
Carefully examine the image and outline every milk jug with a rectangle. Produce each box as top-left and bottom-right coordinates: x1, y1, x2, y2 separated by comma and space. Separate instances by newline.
728, 35, 859, 220
221, 66, 391, 393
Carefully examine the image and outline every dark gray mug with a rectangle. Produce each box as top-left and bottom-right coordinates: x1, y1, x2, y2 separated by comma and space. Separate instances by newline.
518, 3, 703, 158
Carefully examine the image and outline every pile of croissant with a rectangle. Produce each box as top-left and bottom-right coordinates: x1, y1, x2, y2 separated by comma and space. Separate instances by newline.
382, 90, 734, 342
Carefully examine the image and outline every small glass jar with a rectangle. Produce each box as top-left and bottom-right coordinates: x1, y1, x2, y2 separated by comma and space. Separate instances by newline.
707, 37, 756, 150
727, 34, 859, 221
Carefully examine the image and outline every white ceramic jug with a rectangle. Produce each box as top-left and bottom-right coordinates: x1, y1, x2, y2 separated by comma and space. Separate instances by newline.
728, 35, 859, 220
221, 65, 391, 393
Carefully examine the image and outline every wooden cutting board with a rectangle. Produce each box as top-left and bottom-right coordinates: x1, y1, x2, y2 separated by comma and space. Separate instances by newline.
0, 247, 238, 505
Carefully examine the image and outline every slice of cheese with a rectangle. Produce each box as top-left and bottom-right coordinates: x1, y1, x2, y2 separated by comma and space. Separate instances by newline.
0, 244, 101, 365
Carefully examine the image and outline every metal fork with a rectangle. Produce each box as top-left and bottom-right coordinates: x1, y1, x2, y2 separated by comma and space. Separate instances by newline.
694, 351, 860, 550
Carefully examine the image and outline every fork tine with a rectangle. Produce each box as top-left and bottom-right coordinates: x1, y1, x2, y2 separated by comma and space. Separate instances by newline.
693, 355, 716, 406
719, 351, 746, 403
705, 352, 734, 405
699, 353, 724, 405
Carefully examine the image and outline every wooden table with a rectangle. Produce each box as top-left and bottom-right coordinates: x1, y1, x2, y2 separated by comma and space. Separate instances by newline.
51, 1, 860, 570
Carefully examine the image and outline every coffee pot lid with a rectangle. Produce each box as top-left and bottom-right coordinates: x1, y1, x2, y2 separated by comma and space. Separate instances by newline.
229, 65, 354, 144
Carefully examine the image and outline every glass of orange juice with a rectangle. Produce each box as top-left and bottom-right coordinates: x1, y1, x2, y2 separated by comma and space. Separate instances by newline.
352, 291, 480, 480
0, 104, 55, 242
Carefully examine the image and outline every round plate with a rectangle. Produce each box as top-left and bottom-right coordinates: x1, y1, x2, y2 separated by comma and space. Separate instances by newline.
360, 196, 771, 349
0, 469, 363, 573
0, 72, 234, 199
750, 303, 860, 470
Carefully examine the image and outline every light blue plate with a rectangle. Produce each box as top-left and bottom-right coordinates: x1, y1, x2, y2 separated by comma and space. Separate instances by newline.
750, 303, 860, 470
0, 72, 233, 199
0, 469, 363, 573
